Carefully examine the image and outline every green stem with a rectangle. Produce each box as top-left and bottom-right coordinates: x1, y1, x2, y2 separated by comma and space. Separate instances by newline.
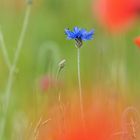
0, 31, 11, 69
77, 48, 84, 125
0, 5, 31, 139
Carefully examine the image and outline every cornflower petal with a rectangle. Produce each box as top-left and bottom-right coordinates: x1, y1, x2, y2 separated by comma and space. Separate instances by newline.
83, 30, 94, 40
73, 27, 80, 33
65, 29, 75, 39
65, 27, 94, 46
80, 29, 87, 34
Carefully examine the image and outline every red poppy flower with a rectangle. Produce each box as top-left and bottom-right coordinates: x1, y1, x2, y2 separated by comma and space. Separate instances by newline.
39, 76, 59, 92
134, 36, 140, 48
94, 0, 140, 32
38, 97, 122, 140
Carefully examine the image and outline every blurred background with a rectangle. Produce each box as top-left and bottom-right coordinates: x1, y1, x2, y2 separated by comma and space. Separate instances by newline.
0, 0, 140, 139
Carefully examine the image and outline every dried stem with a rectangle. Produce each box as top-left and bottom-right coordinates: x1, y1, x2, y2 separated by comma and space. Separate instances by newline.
33, 118, 51, 140
110, 107, 140, 140
121, 106, 140, 140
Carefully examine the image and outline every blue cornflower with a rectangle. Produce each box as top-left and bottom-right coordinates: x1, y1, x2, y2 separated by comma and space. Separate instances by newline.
65, 27, 94, 48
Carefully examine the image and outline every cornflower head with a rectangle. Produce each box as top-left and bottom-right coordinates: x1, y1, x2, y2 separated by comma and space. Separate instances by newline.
65, 27, 94, 48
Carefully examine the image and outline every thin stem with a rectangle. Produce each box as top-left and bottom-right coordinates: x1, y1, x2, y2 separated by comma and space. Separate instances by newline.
56, 67, 62, 101
56, 59, 66, 101
13, 6, 31, 67
77, 48, 85, 125
55, 66, 66, 138
56, 67, 61, 81
0, 5, 32, 139
0, 31, 11, 69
